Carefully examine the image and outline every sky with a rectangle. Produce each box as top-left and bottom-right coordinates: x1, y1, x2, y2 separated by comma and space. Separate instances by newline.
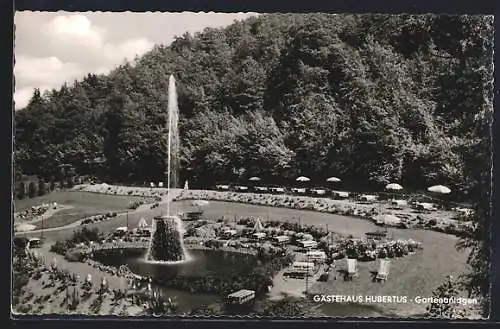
14, 11, 258, 110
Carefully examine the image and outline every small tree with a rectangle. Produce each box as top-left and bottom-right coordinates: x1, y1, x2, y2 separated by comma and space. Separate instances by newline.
66, 178, 75, 188
28, 181, 38, 198
426, 275, 460, 318
38, 178, 47, 196
17, 182, 26, 199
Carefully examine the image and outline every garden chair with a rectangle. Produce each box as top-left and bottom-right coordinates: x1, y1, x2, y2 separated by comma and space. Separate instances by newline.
376, 259, 391, 282
346, 258, 358, 280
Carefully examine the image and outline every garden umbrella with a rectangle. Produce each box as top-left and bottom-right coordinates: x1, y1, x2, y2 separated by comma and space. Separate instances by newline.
326, 177, 341, 183
427, 185, 451, 194
254, 218, 264, 232
137, 217, 148, 228
249, 176, 262, 182
385, 183, 403, 191
296, 176, 311, 182
427, 185, 451, 209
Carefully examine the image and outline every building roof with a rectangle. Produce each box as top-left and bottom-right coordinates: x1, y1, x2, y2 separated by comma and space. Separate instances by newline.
228, 289, 255, 298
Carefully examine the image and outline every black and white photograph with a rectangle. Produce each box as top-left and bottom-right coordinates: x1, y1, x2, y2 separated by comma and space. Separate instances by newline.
12, 11, 493, 319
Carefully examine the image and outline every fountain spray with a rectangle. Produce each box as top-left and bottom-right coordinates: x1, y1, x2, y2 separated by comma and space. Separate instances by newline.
145, 74, 189, 263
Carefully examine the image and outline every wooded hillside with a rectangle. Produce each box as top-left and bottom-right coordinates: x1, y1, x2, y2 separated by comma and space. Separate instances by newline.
14, 14, 493, 198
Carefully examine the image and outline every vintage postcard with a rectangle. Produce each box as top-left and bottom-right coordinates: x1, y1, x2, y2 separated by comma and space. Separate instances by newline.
12, 12, 493, 319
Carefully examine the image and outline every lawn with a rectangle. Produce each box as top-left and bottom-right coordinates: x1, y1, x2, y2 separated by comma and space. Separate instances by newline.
310, 248, 469, 317
20, 198, 470, 317
14, 191, 152, 230
188, 201, 470, 316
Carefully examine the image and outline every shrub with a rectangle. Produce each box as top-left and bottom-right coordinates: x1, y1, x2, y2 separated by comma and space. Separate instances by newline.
28, 182, 38, 198
51, 241, 74, 255
17, 182, 26, 199
71, 227, 102, 243
428, 219, 438, 226
38, 179, 47, 196
65, 251, 86, 262
386, 247, 395, 258
426, 276, 461, 318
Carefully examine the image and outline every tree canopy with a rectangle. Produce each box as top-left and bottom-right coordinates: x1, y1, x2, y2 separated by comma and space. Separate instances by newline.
13, 13, 493, 316
15, 14, 492, 196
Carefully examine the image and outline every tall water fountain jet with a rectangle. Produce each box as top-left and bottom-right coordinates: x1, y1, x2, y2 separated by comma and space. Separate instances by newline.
145, 75, 189, 263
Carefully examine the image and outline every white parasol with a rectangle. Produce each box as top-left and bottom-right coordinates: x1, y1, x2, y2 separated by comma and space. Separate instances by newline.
296, 176, 311, 182
385, 183, 403, 191
427, 185, 451, 194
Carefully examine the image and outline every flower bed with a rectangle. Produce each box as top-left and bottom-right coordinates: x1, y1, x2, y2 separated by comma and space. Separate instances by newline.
75, 184, 165, 200
333, 237, 423, 261
176, 190, 468, 237
80, 212, 119, 226
14, 203, 52, 221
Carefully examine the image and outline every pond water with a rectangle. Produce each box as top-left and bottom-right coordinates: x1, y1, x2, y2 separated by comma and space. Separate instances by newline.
92, 248, 259, 314
37, 196, 466, 317
93, 248, 394, 317
93, 248, 259, 279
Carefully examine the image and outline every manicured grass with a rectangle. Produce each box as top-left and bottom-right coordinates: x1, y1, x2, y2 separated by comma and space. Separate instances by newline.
14, 191, 151, 230
18, 196, 471, 317
311, 248, 469, 317
189, 201, 470, 316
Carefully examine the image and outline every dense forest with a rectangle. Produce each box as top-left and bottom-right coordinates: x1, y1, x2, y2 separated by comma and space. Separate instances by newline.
15, 13, 492, 196
13, 13, 494, 316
